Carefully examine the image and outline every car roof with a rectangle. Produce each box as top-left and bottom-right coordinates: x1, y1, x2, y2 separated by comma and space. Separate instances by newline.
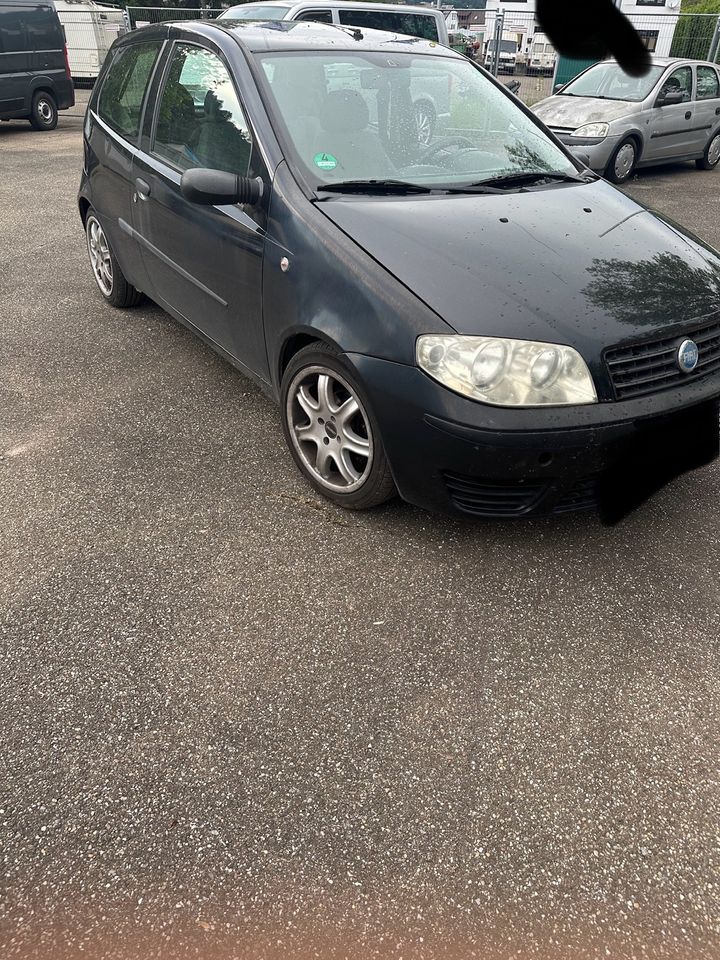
147, 19, 460, 55
649, 56, 718, 68
224, 0, 442, 12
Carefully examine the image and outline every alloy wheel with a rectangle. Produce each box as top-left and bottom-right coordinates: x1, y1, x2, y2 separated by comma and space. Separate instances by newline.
286, 365, 373, 493
86, 217, 113, 296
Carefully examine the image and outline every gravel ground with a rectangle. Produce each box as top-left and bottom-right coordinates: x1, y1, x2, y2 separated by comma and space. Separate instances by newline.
1, 95, 720, 960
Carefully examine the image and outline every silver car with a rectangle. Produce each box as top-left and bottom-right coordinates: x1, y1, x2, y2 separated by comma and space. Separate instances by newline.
532, 58, 720, 184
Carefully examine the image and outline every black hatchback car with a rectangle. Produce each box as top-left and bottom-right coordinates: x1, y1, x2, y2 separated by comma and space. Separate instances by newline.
79, 20, 720, 520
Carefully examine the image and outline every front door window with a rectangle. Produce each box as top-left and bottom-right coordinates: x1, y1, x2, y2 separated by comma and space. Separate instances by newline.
153, 43, 253, 175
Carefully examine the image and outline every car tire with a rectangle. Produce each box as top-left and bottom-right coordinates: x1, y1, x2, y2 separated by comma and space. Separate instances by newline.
85, 210, 144, 308
29, 91, 58, 131
414, 100, 436, 148
696, 130, 720, 171
280, 342, 397, 510
605, 137, 638, 184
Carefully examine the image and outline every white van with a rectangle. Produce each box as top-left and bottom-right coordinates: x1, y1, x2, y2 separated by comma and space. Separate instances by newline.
54, 0, 125, 80
218, 0, 449, 46
527, 32, 556, 75
484, 36, 518, 74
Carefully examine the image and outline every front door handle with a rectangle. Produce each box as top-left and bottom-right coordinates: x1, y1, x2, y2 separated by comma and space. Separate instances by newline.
716, 107, 720, 115
685, 111, 692, 120
134, 178, 151, 200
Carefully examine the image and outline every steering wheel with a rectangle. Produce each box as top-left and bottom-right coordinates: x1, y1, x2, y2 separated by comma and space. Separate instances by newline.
417, 136, 475, 163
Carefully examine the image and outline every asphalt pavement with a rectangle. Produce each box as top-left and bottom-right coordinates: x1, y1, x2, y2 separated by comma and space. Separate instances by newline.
2, 96, 720, 960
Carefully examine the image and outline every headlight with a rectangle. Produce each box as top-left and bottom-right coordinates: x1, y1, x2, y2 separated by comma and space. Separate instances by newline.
416, 335, 597, 407
572, 122, 609, 139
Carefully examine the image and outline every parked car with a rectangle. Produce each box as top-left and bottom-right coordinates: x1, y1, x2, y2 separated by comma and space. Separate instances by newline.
79, 21, 720, 520
218, 0, 449, 45
0, 0, 74, 129
533, 57, 720, 183
54, 0, 126, 82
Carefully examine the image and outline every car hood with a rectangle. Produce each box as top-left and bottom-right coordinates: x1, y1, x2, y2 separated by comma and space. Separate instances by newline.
318, 180, 720, 362
533, 96, 634, 127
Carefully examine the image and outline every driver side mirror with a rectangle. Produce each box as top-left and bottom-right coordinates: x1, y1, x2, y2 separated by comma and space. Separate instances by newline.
553, 82, 563, 93
180, 168, 263, 206
656, 89, 685, 108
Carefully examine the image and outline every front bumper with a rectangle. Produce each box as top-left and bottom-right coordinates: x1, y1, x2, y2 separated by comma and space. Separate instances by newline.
349, 354, 720, 520
552, 132, 621, 172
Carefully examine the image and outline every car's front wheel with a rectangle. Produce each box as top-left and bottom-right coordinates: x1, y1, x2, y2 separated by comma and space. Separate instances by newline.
29, 91, 58, 131
281, 343, 396, 510
605, 137, 638, 184
85, 210, 144, 308
697, 131, 720, 171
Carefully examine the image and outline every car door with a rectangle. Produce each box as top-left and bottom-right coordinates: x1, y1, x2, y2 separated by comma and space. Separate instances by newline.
86, 38, 164, 288
694, 65, 720, 152
648, 65, 695, 160
132, 40, 269, 378
0, 3, 30, 115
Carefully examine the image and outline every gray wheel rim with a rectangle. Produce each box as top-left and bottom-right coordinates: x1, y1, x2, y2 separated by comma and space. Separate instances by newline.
86, 216, 113, 296
37, 99, 53, 123
614, 142, 635, 180
415, 105, 433, 147
708, 134, 720, 167
287, 365, 373, 493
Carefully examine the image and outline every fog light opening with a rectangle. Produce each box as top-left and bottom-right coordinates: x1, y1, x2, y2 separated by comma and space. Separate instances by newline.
538, 452, 553, 467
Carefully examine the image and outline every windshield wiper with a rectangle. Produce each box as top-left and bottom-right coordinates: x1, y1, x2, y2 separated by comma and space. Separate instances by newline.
316, 179, 433, 195
473, 170, 592, 189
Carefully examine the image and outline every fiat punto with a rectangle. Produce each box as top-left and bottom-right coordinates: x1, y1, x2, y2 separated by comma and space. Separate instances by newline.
79, 21, 720, 520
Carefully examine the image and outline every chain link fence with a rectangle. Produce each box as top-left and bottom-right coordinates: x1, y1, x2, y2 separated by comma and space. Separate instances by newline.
125, 6, 221, 29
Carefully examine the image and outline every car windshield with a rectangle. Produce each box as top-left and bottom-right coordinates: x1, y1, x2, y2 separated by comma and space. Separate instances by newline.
488, 40, 517, 53
560, 61, 665, 102
220, 4, 291, 19
256, 51, 578, 190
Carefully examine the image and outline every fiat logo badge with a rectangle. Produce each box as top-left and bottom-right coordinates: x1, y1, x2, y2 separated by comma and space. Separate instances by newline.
677, 339, 699, 373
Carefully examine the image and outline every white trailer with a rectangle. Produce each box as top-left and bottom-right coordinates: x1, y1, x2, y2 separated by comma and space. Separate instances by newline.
54, 0, 126, 81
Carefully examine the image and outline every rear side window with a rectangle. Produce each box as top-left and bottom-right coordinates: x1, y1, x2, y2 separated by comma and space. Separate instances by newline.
23, 4, 62, 50
98, 41, 161, 142
697, 65, 720, 101
337, 9, 438, 41
0, 5, 28, 53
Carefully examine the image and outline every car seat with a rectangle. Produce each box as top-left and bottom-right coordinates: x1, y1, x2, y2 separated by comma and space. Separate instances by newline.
194, 89, 252, 174
313, 89, 394, 179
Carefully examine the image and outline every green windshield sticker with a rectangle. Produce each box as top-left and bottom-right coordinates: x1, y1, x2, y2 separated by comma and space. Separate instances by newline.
313, 152, 338, 171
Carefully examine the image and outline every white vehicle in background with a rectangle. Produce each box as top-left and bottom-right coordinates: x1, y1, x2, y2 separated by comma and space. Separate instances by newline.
54, 0, 125, 81
527, 32, 556, 75
484, 36, 518, 74
219, 1, 449, 45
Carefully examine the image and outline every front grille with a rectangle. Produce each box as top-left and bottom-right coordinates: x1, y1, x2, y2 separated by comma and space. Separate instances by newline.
444, 473, 547, 517
605, 318, 720, 400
